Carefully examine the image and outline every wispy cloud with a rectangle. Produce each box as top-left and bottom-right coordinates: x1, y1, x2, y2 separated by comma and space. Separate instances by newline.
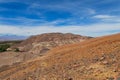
93, 15, 115, 19
93, 15, 120, 23
0, 0, 120, 37
0, 16, 77, 26
0, 23, 120, 37
28, 1, 96, 17
0, 17, 46, 26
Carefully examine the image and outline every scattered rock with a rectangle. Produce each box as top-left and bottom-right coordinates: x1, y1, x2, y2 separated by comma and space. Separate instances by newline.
6, 48, 12, 51
113, 69, 118, 72
100, 56, 105, 61
102, 61, 109, 65
106, 77, 114, 80
67, 78, 73, 80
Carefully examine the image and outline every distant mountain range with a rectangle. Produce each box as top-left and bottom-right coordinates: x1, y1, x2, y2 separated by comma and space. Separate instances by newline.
0, 34, 27, 41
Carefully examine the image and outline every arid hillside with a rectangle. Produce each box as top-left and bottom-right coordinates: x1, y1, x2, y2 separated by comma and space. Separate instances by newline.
16, 33, 91, 53
0, 33, 120, 80
0, 33, 90, 68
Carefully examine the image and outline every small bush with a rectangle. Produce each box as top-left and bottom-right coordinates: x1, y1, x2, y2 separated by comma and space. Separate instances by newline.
14, 48, 20, 52
0, 44, 10, 52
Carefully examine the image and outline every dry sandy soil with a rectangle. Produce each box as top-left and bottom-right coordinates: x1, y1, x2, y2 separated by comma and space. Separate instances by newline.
0, 33, 120, 80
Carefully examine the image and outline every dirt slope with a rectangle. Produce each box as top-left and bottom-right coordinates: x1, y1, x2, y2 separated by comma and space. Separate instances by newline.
0, 33, 90, 68
0, 33, 120, 80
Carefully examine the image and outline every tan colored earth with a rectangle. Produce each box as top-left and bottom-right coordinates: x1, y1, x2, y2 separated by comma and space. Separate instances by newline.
0, 33, 120, 80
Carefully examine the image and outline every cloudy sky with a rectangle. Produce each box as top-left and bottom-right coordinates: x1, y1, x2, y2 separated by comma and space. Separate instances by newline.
0, 0, 120, 37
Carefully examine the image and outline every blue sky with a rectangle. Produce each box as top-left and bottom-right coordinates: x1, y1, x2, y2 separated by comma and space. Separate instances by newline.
0, 0, 120, 37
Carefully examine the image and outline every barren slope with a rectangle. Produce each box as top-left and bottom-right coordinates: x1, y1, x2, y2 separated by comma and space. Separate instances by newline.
16, 33, 91, 53
0, 33, 90, 68
0, 33, 120, 80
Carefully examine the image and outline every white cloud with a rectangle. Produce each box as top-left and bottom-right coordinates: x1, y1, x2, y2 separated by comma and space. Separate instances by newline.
93, 15, 120, 23
93, 15, 115, 19
0, 23, 120, 37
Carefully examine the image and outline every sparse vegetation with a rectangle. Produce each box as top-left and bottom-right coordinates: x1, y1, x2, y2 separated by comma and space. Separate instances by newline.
0, 40, 22, 44
0, 40, 22, 52
14, 48, 20, 52
0, 44, 10, 52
